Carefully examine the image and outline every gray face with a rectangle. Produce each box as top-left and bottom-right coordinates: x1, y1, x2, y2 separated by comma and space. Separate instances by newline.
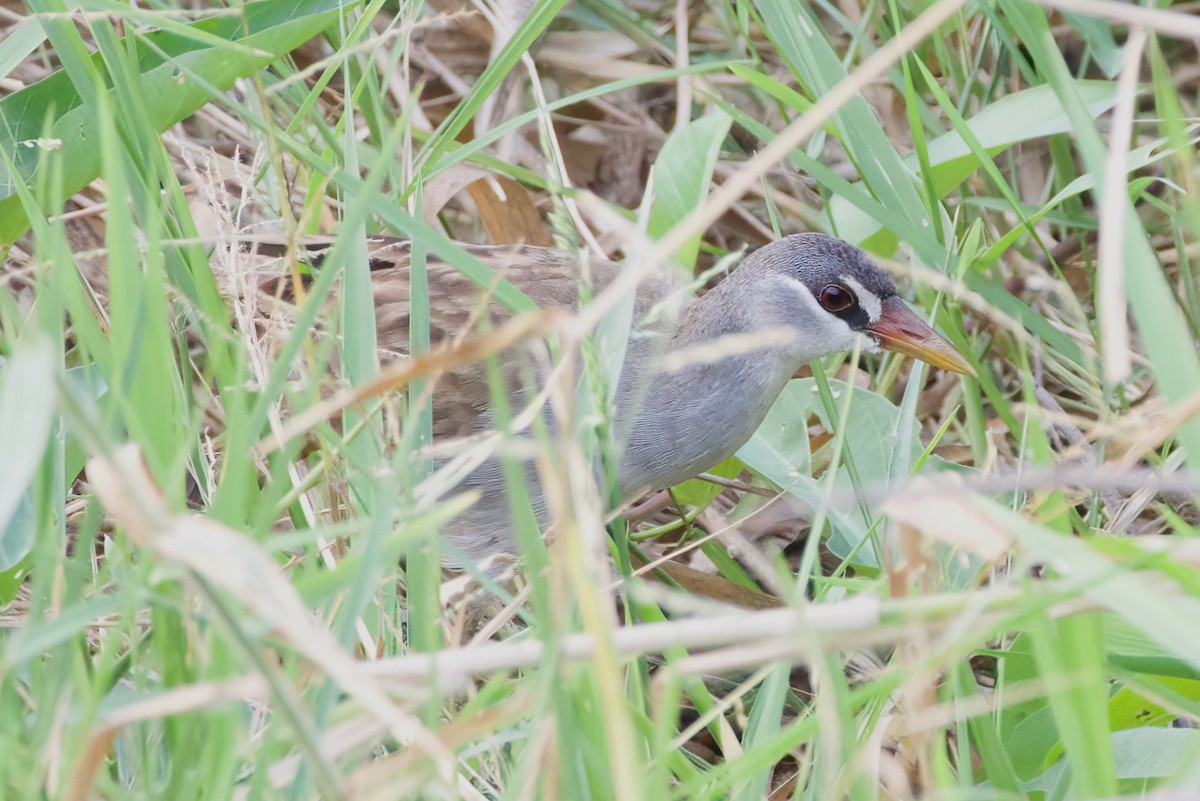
774, 233, 898, 332
735, 233, 902, 363
725, 232, 976, 379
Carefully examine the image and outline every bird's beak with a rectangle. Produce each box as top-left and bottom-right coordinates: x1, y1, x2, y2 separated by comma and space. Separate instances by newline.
866, 296, 975, 376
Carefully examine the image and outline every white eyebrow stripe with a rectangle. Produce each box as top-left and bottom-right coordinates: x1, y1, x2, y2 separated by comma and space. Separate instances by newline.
841, 275, 881, 322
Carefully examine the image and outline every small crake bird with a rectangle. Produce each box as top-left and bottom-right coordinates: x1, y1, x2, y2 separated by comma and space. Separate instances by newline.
276, 233, 973, 568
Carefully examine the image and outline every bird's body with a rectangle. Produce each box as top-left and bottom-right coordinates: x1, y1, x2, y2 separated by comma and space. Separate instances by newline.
274, 234, 971, 567
361, 238, 684, 563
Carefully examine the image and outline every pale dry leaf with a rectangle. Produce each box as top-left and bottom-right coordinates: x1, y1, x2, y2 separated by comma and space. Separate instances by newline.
465, 175, 554, 246
421, 164, 490, 225
540, 30, 643, 61
636, 557, 782, 610
535, 49, 665, 80
882, 492, 1012, 562
890, 522, 931, 597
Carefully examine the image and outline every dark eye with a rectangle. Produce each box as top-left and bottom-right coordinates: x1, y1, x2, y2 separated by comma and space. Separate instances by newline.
819, 284, 856, 313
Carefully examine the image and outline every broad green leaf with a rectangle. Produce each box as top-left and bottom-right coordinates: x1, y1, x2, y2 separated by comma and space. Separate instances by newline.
830, 81, 1120, 247
739, 378, 991, 573
736, 380, 819, 481
1062, 12, 1123, 78
809, 380, 925, 567
647, 110, 732, 268
991, 632, 1057, 778
0, 555, 31, 605
673, 457, 743, 510
737, 379, 922, 569
1025, 728, 1200, 791
0, 338, 56, 571
0, 362, 108, 578
1107, 685, 1173, 733
1032, 612, 1117, 797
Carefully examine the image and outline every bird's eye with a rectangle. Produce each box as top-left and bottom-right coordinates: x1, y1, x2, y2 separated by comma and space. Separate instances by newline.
819, 284, 856, 313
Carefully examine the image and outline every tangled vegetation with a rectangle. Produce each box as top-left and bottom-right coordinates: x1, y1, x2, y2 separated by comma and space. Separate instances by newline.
2, 0, 1200, 798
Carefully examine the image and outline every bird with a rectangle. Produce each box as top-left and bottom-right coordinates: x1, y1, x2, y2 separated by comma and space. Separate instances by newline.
264, 232, 973, 569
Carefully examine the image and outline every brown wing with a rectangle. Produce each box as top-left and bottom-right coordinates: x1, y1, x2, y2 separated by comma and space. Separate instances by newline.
365, 238, 617, 355
259, 237, 630, 439
257, 236, 681, 439
367, 238, 623, 438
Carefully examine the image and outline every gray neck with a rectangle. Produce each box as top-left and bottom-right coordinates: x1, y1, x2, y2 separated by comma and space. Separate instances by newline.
613, 278, 805, 497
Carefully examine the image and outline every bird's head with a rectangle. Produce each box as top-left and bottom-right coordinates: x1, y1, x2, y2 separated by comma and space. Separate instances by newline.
740, 233, 974, 375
